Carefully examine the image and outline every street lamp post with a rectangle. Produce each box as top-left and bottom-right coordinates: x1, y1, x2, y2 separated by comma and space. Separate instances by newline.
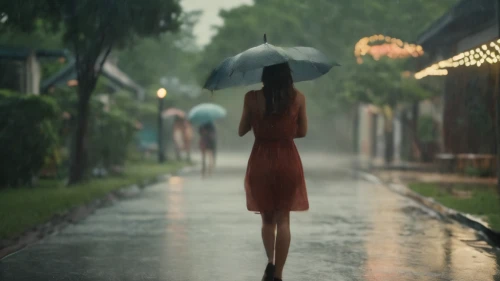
157, 88, 167, 163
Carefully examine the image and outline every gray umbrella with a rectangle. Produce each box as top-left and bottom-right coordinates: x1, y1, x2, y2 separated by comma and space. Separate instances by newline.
203, 34, 340, 91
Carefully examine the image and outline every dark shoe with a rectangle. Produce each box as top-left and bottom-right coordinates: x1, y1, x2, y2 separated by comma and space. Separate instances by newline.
274, 278, 282, 281
262, 263, 275, 281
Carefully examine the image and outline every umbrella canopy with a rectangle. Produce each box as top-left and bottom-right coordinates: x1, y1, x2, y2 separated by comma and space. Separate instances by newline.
188, 103, 227, 126
203, 34, 339, 91
162, 108, 186, 119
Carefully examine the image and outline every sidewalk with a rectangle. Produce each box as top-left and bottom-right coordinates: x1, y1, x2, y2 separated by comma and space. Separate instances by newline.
375, 169, 497, 186
354, 157, 437, 173
367, 167, 500, 245
2, 153, 499, 280
370, 158, 437, 172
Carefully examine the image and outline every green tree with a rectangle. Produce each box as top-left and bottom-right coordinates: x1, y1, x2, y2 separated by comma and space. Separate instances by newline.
116, 10, 202, 88
343, 58, 434, 163
0, 0, 182, 184
199, 0, 457, 107
0, 90, 59, 187
198, 0, 457, 154
0, 19, 63, 49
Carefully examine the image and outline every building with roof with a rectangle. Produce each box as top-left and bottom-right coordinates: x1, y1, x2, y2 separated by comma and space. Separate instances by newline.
0, 46, 144, 99
41, 59, 145, 100
415, 0, 497, 156
0, 46, 69, 94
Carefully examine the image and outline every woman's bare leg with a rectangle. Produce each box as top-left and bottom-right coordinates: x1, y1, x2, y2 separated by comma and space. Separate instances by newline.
174, 144, 181, 161
186, 146, 191, 163
260, 212, 276, 264
201, 150, 206, 177
207, 150, 215, 175
274, 211, 290, 279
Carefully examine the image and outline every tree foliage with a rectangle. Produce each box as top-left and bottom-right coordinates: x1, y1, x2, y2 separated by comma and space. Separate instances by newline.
199, 0, 458, 112
116, 10, 202, 88
87, 105, 137, 171
0, 90, 59, 187
343, 58, 434, 108
0, 19, 63, 49
0, 1, 182, 48
0, 0, 182, 184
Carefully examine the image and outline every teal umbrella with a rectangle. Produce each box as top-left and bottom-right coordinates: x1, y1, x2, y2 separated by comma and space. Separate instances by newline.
188, 103, 227, 125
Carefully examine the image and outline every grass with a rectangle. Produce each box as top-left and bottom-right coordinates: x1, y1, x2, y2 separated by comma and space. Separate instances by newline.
0, 161, 186, 240
409, 183, 500, 232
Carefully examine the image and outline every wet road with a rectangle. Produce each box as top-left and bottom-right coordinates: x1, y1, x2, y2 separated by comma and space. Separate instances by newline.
1, 153, 500, 281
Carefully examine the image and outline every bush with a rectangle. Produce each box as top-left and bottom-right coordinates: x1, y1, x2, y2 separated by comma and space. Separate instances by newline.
464, 165, 493, 178
418, 115, 437, 143
44, 89, 142, 176
0, 90, 59, 187
87, 103, 137, 171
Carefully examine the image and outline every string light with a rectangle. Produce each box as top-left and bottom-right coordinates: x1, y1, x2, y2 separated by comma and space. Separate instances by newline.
355, 34, 424, 64
416, 38, 500, 79
414, 65, 448, 80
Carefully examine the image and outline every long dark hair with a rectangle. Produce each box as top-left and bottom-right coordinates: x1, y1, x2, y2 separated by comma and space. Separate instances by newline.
261, 62, 295, 116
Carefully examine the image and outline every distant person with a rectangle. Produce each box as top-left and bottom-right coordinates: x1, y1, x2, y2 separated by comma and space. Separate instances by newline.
172, 116, 193, 162
238, 62, 308, 281
199, 121, 216, 177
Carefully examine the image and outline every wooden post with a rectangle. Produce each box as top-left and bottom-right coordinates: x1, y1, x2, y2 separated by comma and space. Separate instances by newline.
158, 97, 165, 163
352, 104, 361, 172
353, 104, 359, 154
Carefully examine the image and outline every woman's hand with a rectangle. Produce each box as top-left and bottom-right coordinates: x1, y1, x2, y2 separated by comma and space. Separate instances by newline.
238, 91, 252, 137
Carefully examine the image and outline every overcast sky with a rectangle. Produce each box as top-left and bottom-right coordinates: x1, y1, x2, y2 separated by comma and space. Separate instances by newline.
181, 0, 253, 47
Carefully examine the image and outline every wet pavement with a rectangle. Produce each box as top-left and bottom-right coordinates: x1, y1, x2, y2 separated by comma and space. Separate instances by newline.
1, 153, 500, 281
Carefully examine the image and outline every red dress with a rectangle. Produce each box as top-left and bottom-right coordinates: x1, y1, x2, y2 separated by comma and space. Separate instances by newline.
244, 90, 309, 213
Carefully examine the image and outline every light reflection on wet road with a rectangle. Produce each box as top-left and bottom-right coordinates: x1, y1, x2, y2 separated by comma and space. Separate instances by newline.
1, 153, 499, 281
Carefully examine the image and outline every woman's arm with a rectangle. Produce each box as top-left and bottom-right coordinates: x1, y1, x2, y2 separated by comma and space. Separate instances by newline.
295, 93, 308, 138
238, 92, 252, 137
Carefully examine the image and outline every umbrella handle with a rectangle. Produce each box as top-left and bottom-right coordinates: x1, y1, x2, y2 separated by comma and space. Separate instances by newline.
264, 33, 267, 43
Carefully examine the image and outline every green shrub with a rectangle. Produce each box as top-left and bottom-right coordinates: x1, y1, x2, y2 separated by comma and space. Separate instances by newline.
464, 165, 493, 178
418, 115, 437, 143
88, 105, 137, 171
0, 90, 59, 187
46, 89, 141, 174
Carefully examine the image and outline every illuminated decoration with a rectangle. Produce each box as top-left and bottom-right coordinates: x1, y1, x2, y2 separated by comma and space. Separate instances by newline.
355, 34, 424, 64
415, 38, 500, 79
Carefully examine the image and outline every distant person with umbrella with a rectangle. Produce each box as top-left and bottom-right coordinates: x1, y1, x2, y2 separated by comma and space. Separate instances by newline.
204, 34, 337, 281
164, 108, 193, 162
188, 103, 226, 177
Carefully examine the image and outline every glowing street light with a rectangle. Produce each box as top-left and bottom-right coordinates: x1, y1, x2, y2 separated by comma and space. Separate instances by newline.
157, 88, 167, 99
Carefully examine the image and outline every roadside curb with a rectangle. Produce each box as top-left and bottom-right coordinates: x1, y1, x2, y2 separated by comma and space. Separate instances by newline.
0, 165, 191, 260
355, 170, 500, 247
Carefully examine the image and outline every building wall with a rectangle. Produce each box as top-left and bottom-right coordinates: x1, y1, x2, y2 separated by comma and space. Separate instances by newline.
443, 59, 496, 154
358, 105, 371, 158
456, 23, 497, 53
393, 113, 402, 162
357, 104, 406, 163
0, 53, 41, 94
357, 104, 383, 161
419, 96, 445, 152
0, 60, 23, 92
375, 112, 385, 160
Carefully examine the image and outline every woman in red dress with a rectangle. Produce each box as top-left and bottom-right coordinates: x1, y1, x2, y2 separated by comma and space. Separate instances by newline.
238, 62, 309, 281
